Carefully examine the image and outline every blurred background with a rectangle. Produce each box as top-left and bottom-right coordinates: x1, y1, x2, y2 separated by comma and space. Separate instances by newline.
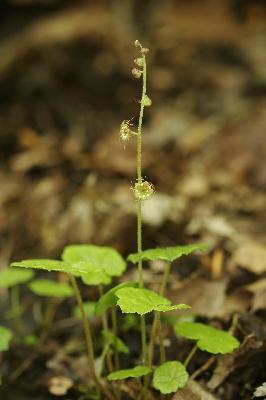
0, 0, 266, 399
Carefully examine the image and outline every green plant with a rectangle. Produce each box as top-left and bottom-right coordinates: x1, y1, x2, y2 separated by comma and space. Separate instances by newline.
8, 41, 240, 399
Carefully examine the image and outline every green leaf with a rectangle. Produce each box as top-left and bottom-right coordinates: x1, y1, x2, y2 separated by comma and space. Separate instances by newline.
11, 259, 88, 275
128, 243, 208, 264
73, 302, 96, 319
79, 264, 111, 286
174, 322, 240, 354
0, 268, 34, 288
102, 330, 129, 354
153, 361, 188, 394
29, 279, 74, 298
107, 365, 152, 381
62, 245, 126, 277
115, 287, 190, 315
0, 326, 13, 352
95, 282, 137, 316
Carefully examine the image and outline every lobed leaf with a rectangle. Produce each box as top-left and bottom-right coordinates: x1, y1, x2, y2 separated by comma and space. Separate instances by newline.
107, 365, 152, 381
11, 259, 88, 275
0, 268, 34, 288
128, 243, 208, 264
0, 326, 13, 352
102, 330, 129, 354
115, 287, 190, 315
62, 245, 126, 277
95, 281, 137, 316
29, 279, 74, 298
174, 322, 240, 354
153, 361, 188, 394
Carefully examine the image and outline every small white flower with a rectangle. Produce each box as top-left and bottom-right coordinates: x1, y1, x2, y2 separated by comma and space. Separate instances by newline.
120, 120, 132, 142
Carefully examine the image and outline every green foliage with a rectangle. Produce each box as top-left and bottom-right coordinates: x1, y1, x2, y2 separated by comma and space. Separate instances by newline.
0, 268, 34, 288
62, 245, 126, 277
29, 279, 74, 298
73, 302, 96, 319
95, 282, 137, 316
11, 259, 88, 275
102, 330, 129, 354
153, 361, 188, 394
115, 287, 190, 315
79, 265, 111, 286
128, 243, 208, 264
174, 322, 240, 354
0, 326, 13, 352
107, 365, 152, 381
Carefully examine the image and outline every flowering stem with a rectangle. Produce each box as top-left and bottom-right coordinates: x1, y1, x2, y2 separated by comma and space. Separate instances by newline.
136, 47, 147, 367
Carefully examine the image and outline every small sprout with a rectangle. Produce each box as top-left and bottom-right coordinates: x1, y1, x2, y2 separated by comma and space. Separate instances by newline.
115, 287, 190, 315
153, 361, 188, 394
0, 326, 13, 352
132, 68, 142, 79
128, 243, 208, 264
131, 180, 154, 201
107, 365, 151, 381
143, 94, 152, 107
134, 58, 144, 67
174, 322, 240, 354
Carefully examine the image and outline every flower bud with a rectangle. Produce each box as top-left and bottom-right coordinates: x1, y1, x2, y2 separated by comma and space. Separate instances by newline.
141, 47, 149, 54
131, 180, 154, 201
132, 68, 142, 79
134, 58, 144, 67
143, 95, 152, 107
134, 40, 141, 48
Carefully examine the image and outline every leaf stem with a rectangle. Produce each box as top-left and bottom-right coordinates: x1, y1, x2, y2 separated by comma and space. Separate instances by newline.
99, 285, 114, 373
69, 275, 115, 400
184, 344, 198, 368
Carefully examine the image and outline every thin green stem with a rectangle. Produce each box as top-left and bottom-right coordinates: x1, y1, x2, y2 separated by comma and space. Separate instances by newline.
148, 263, 172, 368
99, 285, 114, 372
111, 307, 120, 371
184, 344, 198, 368
69, 275, 115, 400
157, 313, 165, 364
136, 50, 147, 369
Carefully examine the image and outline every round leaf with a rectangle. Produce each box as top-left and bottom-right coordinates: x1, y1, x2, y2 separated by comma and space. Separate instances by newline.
79, 264, 111, 286
107, 365, 151, 381
153, 361, 188, 394
0, 326, 13, 352
128, 243, 208, 264
115, 287, 190, 315
62, 245, 126, 277
29, 279, 74, 298
174, 322, 240, 354
95, 281, 137, 316
0, 268, 34, 288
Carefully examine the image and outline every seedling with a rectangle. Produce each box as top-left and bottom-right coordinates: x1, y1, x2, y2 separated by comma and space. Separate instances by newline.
8, 41, 241, 400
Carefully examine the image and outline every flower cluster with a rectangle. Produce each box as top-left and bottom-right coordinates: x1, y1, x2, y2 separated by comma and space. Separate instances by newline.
131, 180, 155, 201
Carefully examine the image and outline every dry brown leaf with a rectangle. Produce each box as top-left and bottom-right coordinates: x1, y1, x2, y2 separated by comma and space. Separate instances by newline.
232, 242, 266, 274
172, 379, 218, 400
